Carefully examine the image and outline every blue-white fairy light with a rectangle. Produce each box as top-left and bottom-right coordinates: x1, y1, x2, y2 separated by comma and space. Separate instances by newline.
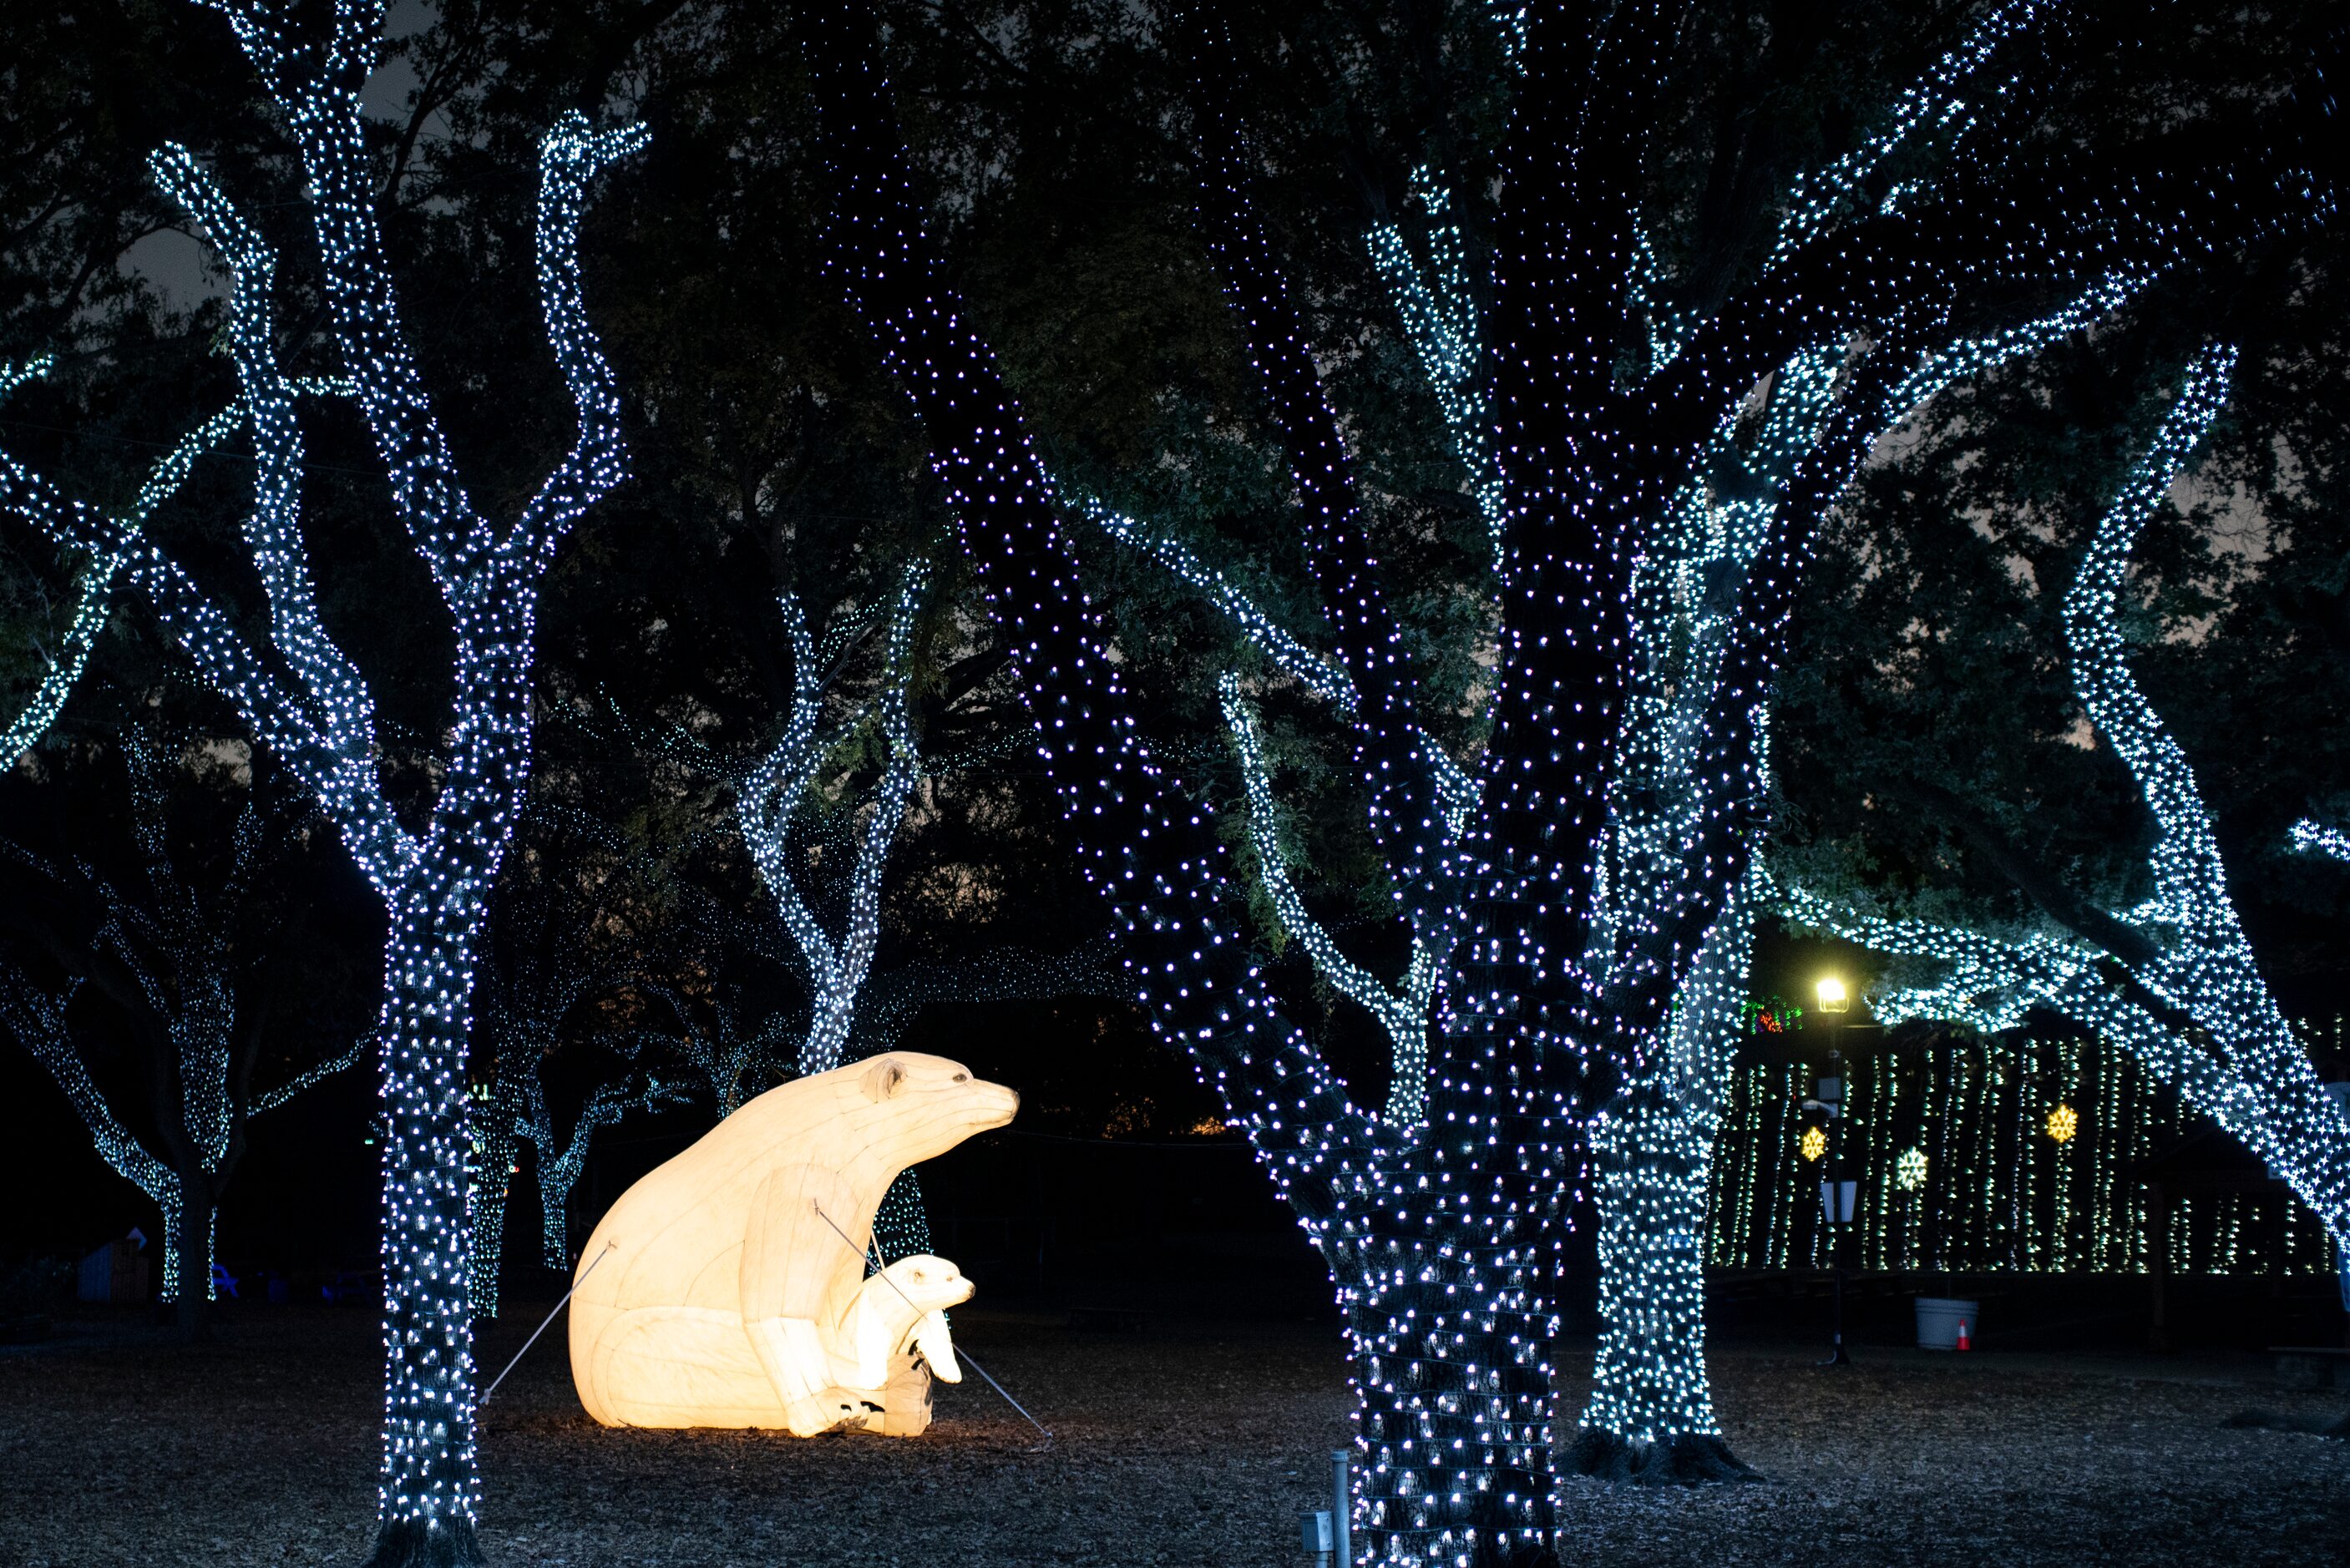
516, 1062, 691, 1270
0, 535, 121, 766
615, 555, 936, 1100
1229, 0, 2198, 1488
737, 561, 929, 1075
1220, 672, 1447, 1125
1365, 169, 1506, 574
467, 878, 687, 1314
2290, 818, 2350, 863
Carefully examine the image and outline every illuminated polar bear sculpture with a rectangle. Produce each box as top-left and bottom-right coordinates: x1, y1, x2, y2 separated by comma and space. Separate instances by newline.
568, 1051, 1015, 1435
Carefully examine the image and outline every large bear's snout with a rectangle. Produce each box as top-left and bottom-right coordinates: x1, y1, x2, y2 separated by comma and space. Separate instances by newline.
968, 1078, 1019, 1130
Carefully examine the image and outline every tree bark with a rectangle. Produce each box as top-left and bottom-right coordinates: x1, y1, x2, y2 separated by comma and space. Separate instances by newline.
1570, 1086, 1755, 1485
170, 1176, 217, 1343
1340, 1247, 1559, 1566
362, 877, 489, 1568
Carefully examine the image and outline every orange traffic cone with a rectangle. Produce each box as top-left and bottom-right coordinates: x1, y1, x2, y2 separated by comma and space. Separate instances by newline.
1956, 1320, 1972, 1352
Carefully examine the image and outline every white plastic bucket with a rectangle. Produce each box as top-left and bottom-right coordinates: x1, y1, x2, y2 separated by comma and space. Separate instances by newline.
1915, 1296, 1978, 1350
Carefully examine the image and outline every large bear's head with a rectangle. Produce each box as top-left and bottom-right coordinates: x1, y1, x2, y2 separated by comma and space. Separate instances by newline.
856, 1050, 1018, 1166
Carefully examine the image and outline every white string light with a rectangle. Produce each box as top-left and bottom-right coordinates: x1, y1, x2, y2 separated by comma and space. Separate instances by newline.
738, 561, 929, 1075
1220, 672, 1446, 1125
1701, 1030, 2341, 1276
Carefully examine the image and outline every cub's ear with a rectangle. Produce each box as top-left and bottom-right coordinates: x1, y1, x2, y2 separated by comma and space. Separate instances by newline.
861, 1057, 908, 1101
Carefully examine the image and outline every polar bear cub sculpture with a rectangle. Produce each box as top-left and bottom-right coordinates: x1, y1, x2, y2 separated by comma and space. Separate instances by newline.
834, 1255, 970, 1436
567, 1051, 1015, 1435
842, 1255, 970, 1390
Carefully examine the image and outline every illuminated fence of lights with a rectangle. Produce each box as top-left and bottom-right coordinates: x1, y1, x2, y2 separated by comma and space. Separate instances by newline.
1704, 1032, 2343, 1277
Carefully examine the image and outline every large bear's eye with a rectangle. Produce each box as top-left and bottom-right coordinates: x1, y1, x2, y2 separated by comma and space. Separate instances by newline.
952, 1072, 969, 1083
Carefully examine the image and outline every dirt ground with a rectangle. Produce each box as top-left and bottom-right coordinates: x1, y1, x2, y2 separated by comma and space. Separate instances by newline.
2, 1301, 2346, 1567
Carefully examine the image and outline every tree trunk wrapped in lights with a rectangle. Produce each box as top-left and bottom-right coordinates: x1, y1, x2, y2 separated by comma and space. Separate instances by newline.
795, 0, 2336, 1555
1058, 0, 2333, 1500
1568, 872, 1753, 1481
1785, 345, 2350, 1254
517, 1060, 691, 1271
0, 2, 645, 1557
610, 554, 1131, 1261
804, 20, 1564, 1559
730, 562, 929, 1077
1279, 0, 2350, 1487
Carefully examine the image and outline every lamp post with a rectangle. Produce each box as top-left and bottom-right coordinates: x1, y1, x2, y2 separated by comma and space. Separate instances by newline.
1816, 976, 1855, 1368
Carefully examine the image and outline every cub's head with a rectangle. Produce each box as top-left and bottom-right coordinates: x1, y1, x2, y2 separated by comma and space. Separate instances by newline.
879, 1253, 975, 1313
856, 1051, 1018, 1162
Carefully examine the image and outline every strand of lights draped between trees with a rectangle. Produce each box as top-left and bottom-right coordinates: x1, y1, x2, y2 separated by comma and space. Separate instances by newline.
3, 0, 650, 1550
1071, 493, 1359, 711
1073, 484, 1483, 838
1706, 1040, 2340, 1277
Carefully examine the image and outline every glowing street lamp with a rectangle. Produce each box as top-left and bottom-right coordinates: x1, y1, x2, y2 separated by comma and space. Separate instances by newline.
1812, 974, 1855, 1368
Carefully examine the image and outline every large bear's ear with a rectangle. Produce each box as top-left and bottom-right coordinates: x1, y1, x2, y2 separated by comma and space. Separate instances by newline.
861, 1057, 908, 1101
